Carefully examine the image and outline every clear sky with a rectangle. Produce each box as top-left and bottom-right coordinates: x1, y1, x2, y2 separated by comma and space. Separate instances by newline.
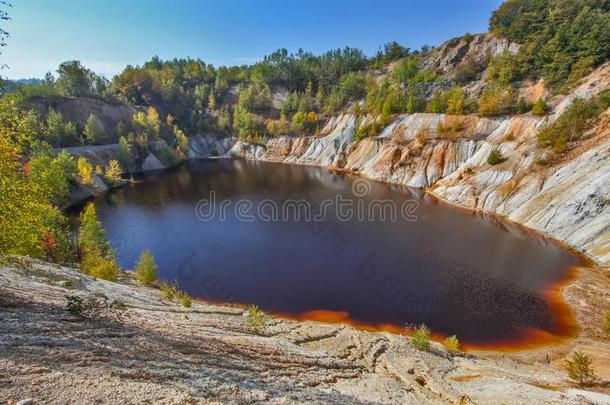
1, 0, 504, 79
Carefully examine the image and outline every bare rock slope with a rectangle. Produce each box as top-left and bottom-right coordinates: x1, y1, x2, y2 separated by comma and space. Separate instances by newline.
2, 258, 609, 404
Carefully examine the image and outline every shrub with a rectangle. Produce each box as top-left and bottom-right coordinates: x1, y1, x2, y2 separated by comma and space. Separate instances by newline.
160, 280, 180, 300
65, 295, 87, 316
478, 84, 516, 116
564, 352, 597, 386
180, 292, 192, 308
80, 245, 119, 281
442, 335, 460, 354
246, 304, 266, 334
537, 91, 610, 153
531, 98, 547, 116
411, 324, 431, 351
487, 149, 505, 165
65, 294, 109, 317
135, 249, 157, 285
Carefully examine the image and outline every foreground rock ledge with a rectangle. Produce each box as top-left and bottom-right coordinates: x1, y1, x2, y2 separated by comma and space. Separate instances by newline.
1, 258, 609, 404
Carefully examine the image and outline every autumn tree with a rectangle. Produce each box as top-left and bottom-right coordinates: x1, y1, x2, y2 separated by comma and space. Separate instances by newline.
77, 157, 94, 185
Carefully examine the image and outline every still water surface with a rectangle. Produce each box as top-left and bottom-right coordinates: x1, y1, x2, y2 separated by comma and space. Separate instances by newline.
77, 159, 583, 346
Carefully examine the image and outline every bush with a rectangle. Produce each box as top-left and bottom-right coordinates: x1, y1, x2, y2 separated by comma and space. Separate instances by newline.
487, 149, 505, 165
80, 245, 119, 281
478, 84, 516, 116
135, 249, 157, 285
537, 91, 610, 153
442, 335, 460, 354
180, 292, 192, 308
246, 304, 266, 334
531, 98, 547, 116
564, 352, 597, 386
160, 280, 180, 300
411, 324, 431, 351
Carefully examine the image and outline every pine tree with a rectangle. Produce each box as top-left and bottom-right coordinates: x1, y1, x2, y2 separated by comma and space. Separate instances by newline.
117, 136, 135, 174
83, 114, 104, 144
78, 203, 110, 256
135, 249, 157, 285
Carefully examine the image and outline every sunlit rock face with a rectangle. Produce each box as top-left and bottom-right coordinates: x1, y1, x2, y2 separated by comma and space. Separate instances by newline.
227, 63, 610, 266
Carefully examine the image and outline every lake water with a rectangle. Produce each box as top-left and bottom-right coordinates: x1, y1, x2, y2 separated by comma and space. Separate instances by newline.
75, 159, 583, 346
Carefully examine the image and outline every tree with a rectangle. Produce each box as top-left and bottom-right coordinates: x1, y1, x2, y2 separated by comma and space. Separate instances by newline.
446, 87, 465, 114
116, 136, 135, 173
135, 249, 157, 285
104, 159, 122, 185
173, 127, 189, 160
565, 352, 597, 386
77, 157, 94, 185
478, 84, 516, 116
56, 60, 94, 97
83, 114, 104, 144
0, 138, 71, 259
29, 153, 71, 205
77, 203, 117, 280
78, 203, 110, 256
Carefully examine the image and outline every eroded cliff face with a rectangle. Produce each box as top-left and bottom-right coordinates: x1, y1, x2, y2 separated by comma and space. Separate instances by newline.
229, 65, 610, 267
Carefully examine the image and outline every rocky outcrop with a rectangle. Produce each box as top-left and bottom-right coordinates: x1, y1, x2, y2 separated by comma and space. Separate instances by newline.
2, 257, 608, 404
228, 65, 610, 267
422, 32, 520, 75
32, 97, 142, 135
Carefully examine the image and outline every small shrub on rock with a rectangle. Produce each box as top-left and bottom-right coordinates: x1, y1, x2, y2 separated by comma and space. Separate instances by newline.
603, 313, 610, 336
565, 351, 597, 386
411, 324, 431, 351
135, 249, 157, 285
160, 280, 180, 300
442, 335, 460, 354
487, 149, 505, 165
180, 292, 192, 308
246, 304, 266, 334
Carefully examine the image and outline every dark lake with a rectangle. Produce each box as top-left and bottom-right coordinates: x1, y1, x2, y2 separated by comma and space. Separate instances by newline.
73, 159, 584, 347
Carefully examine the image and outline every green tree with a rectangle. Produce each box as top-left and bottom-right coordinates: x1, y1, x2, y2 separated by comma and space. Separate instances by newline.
531, 98, 547, 116
116, 136, 135, 173
56, 60, 94, 97
565, 352, 597, 386
135, 249, 157, 285
487, 149, 505, 165
78, 203, 110, 256
446, 87, 466, 114
83, 114, 104, 144
29, 153, 71, 205
0, 138, 72, 259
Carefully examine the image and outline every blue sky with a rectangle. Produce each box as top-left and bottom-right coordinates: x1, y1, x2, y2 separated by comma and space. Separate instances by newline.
1, 0, 503, 79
